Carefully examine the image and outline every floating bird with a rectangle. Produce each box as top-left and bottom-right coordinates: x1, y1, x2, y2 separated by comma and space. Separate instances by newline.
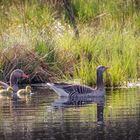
0, 69, 29, 92
47, 66, 109, 97
0, 86, 13, 98
17, 85, 32, 98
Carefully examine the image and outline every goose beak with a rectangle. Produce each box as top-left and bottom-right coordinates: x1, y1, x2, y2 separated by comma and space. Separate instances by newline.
22, 73, 29, 78
105, 66, 110, 70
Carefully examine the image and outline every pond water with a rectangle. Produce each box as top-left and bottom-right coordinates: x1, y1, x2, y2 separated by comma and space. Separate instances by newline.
0, 87, 140, 140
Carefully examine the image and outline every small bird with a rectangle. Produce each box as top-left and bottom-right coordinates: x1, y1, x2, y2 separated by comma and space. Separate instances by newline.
0, 86, 14, 98
0, 86, 4, 90
17, 85, 32, 98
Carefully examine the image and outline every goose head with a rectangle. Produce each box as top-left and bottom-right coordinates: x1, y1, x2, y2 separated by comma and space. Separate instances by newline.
7, 86, 14, 94
96, 66, 109, 73
11, 69, 29, 79
25, 85, 32, 94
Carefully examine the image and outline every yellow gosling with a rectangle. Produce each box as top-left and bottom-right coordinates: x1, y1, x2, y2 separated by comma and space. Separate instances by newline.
17, 85, 32, 98
0, 86, 4, 90
0, 86, 14, 97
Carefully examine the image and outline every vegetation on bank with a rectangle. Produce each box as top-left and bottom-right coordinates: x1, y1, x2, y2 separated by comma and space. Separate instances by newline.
0, 0, 140, 87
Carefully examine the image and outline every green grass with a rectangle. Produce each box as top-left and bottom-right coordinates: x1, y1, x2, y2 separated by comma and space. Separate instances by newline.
55, 25, 139, 86
0, 0, 139, 86
71, 0, 140, 23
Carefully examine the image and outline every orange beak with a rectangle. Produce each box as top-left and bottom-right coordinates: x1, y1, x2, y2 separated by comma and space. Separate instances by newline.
22, 73, 29, 78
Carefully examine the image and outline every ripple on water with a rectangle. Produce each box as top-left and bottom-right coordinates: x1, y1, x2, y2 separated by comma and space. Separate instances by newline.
0, 88, 139, 140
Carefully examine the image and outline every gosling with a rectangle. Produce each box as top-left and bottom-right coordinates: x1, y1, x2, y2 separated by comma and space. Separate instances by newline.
0, 86, 13, 97
17, 85, 32, 98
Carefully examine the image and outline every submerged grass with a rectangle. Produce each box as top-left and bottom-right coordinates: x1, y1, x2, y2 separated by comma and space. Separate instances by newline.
0, 0, 140, 86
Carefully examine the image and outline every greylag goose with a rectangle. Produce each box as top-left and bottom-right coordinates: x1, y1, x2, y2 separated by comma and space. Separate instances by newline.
47, 66, 109, 97
0, 69, 29, 92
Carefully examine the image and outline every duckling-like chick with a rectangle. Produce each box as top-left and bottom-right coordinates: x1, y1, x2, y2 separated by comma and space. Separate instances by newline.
0, 86, 4, 90
0, 86, 13, 97
17, 86, 32, 98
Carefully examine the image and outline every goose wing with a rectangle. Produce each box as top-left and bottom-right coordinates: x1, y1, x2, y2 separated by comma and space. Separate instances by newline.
57, 84, 94, 95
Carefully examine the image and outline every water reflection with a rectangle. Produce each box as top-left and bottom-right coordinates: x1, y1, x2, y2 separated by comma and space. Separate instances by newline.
0, 88, 139, 140
52, 96, 105, 124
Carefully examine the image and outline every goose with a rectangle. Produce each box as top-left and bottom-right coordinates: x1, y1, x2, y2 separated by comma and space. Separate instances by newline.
47, 66, 109, 97
0, 69, 29, 92
0, 86, 13, 97
17, 85, 32, 98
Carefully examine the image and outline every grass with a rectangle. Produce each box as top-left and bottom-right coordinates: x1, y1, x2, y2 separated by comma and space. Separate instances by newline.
71, 0, 140, 23
0, 0, 140, 87
55, 26, 139, 86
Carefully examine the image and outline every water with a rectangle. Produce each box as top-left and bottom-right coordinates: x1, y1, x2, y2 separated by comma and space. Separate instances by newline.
0, 87, 140, 140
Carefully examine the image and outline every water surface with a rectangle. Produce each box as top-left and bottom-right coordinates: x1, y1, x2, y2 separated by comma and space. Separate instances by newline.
0, 87, 140, 140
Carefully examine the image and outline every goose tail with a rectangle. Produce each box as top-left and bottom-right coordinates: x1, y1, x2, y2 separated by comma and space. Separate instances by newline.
47, 83, 68, 97
47, 83, 55, 89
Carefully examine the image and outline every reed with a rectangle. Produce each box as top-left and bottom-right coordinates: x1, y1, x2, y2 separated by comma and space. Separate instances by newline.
71, 0, 140, 23
55, 25, 139, 86
0, 0, 139, 86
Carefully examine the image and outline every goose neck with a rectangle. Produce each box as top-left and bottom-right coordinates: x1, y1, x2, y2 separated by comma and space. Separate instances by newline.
96, 71, 104, 90
10, 74, 18, 86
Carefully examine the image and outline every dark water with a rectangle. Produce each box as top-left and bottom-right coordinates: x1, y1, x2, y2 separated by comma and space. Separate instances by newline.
0, 87, 140, 140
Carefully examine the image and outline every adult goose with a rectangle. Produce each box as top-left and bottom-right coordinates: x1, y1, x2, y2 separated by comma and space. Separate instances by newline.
0, 69, 29, 92
47, 66, 109, 97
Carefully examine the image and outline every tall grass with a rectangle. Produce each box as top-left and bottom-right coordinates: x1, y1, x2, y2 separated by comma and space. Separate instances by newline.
71, 0, 140, 23
55, 25, 139, 86
0, 0, 140, 86
0, 0, 57, 83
